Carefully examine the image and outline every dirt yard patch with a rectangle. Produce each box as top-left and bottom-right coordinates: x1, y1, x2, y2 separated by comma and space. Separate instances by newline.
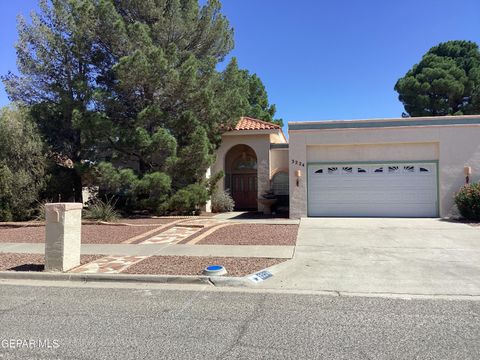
0, 253, 103, 272
195, 224, 298, 246
0, 224, 162, 244
123, 256, 285, 277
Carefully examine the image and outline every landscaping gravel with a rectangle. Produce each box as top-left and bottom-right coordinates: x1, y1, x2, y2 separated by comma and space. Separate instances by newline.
0, 253, 103, 271
123, 256, 285, 277
196, 224, 299, 246
0, 224, 161, 244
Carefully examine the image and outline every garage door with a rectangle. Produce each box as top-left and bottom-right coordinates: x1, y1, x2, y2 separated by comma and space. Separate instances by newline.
307, 162, 438, 217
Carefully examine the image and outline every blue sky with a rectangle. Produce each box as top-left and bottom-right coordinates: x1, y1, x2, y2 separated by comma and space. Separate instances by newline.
1, 0, 479, 129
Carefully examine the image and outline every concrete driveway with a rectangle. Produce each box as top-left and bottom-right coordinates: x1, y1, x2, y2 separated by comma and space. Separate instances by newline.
259, 218, 480, 297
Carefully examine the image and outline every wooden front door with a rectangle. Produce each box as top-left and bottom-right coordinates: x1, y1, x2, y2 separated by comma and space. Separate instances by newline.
231, 174, 258, 210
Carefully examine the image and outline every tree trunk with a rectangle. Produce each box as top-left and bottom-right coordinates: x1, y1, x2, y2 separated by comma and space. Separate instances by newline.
139, 158, 151, 175
73, 169, 83, 203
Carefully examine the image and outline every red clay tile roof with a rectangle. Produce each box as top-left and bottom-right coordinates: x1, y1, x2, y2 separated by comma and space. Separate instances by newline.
234, 117, 281, 131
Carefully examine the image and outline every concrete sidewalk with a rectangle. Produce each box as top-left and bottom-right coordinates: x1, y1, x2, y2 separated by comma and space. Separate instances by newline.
0, 243, 294, 259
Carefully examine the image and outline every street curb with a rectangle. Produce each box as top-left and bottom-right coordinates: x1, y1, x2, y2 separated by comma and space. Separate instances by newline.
0, 270, 249, 287
209, 276, 249, 287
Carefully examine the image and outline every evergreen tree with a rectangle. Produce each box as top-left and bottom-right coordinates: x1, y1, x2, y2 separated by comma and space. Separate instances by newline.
3, 0, 280, 212
395, 40, 480, 117
3, 0, 103, 201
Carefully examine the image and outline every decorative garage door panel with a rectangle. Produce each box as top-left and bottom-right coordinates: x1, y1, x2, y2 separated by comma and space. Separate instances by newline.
307, 163, 438, 217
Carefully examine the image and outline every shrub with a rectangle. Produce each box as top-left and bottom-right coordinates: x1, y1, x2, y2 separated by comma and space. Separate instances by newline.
0, 206, 12, 222
94, 162, 173, 213
84, 198, 119, 222
206, 171, 224, 196
94, 162, 139, 211
0, 106, 47, 221
455, 182, 480, 221
135, 172, 171, 212
211, 190, 234, 213
166, 184, 208, 215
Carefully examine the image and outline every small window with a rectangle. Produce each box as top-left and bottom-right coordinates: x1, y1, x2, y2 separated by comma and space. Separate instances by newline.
233, 156, 257, 171
357, 167, 367, 174
342, 167, 353, 174
404, 166, 415, 173
388, 166, 399, 174
327, 167, 339, 174
374, 167, 384, 173
419, 167, 430, 173
315, 169, 323, 174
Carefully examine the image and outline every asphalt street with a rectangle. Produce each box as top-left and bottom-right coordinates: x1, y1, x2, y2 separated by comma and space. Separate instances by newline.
0, 282, 479, 359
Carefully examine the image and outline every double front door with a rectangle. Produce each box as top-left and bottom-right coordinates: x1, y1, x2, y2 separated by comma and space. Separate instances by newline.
231, 174, 258, 210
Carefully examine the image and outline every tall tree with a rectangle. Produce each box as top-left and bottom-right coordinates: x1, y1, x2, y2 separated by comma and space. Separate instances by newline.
395, 40, 480, 117
94, 0, 239, 187
2, 0, 102, 201
218, 57, 282, 127
3, 0, 280, 211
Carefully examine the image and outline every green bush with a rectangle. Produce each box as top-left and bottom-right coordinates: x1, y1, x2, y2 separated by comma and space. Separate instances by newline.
94, 162, 139, 210
92, 162, 211, 216
205, 171, 224, 196
455, 182, 480, 221
0, 206, 12, 222
94, 162, 173, 213
211, 190, 234, 213
166, 184, 208, 215
135, 172, 171, 212
0, 106, 47, 221
84, 198, 119, 222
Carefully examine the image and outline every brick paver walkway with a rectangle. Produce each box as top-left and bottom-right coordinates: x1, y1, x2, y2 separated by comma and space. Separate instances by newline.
70, 219, 222, 274
178, 219, 220, 227
70, 255, 148, 274
139, 226, 201, 244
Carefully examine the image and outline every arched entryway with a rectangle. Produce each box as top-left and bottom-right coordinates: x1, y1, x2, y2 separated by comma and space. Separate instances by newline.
225, 144, 258, 210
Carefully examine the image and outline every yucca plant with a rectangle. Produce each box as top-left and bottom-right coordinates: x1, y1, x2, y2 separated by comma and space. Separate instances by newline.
33, 200, 51, 221
84, 197, 119, 222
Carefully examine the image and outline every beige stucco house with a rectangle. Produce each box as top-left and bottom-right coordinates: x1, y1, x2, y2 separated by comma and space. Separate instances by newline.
212, 115, 480, 219
211, 117, 289, 214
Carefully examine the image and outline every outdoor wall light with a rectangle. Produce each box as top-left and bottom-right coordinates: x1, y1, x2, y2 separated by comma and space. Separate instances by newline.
464, 166, 472, 184
295, 170, 302, 186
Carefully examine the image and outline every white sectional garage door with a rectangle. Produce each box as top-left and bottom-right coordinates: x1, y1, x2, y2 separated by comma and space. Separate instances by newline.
307, 162, 438, 217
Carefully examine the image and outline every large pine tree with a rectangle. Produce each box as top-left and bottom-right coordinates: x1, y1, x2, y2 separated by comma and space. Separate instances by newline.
395, 40, 480, 117
3, 0, 279, 209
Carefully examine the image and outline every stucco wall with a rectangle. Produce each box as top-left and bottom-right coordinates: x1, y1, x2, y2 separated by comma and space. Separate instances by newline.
270, 132, 287, 144
270, 149, 289, 176
306, 142, 439, 162
289, 125, 480, 219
